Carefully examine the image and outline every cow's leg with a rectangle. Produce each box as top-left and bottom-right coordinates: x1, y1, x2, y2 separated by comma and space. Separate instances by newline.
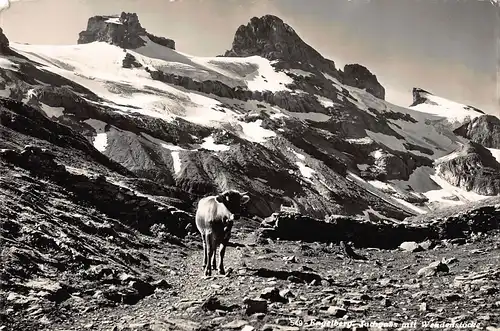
204, 234, 214, 277
211, 243, 217, 270
218, 243, 227, 275
218, 223, 232, 275
201, 234, 207, 271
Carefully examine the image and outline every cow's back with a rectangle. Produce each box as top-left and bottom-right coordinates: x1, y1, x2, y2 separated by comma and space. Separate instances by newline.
195, 196, 229, 235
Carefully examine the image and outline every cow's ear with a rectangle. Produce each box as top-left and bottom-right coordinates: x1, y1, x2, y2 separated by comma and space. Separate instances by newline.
216, 194, 225, 203
241, 194, 250, 205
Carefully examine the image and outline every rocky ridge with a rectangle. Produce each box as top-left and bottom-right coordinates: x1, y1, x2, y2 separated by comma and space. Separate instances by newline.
455, 114, 500, 149
78, 12, 175, 50
436, 142, 500, 196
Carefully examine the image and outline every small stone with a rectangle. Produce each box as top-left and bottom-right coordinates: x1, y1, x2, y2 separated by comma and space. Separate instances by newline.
241, 326, 255, 331
283, 255, 297, 263
419, 302, 427, 311
326, 306, 347, 317
279, 289, 295, 300
243, 297, 268, 315
444, 293, 462, 302
419, 240, 436, 250
417, 261, 449, 277
399, 241, 424, 252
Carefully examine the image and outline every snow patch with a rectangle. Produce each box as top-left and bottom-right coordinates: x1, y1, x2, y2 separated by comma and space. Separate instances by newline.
296, 162, 315, 179
105, 17, 122, 25
40, 103, 65, 118
0, 57, 18, 70
239, 120, 276, 143
347, 137, 374, 145
245, 57, 294, 92
200, 135, 231, 151
171, 151, 181, 174
421, 174, 490, 209
285, 69, 313, 77
316, 95, 335, 108
270, 112, 288, 120
409, 93, 483, 128
93, 133, 108, 152
290, 149, 306, 160
365, 130, 407, 153
357, 164, 369, 171
487, 148, 500, 164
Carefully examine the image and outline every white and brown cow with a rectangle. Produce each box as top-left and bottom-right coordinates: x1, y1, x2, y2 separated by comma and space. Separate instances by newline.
195, 189, 250, 276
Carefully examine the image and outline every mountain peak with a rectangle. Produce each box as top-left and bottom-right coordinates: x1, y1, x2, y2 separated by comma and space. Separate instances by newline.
77, 12, 175, 50
223, 15, 336, 72
342, 63, 385, 100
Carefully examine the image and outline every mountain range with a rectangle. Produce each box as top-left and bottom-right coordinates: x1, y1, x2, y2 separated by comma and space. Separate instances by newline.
1, 12, 500, 330
2, 12, 499, 220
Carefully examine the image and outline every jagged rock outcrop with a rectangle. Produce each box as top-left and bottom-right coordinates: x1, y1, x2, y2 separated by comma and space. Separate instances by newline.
410, 87, 436, 107
373, 153, 412, 180
122, 53, 142, 68
437, 142, 500, 196
341, 64, 385, 100
223, 15, 337, 74
454, 115, 500, 149
77, 12, 175, 50
145, 33, 175, 50
0, 27, 9, 53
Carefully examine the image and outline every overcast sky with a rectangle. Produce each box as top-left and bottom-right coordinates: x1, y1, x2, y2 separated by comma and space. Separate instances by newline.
0, 0, 497, 114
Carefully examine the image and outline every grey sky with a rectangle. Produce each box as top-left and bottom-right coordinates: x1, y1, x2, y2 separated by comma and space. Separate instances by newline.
0, 0, 497, 114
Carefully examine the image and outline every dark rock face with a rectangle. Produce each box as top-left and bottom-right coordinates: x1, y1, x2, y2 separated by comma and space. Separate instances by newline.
341, 64, 385, 100
0, 27, 9, 54
122, 53, 143, 68
146, 33, 175, 50
437, 142, 500, 196
454, 115, 500, 149
410, 87, 436, 107
223, 15, 337, 74
77, 12, 175, 50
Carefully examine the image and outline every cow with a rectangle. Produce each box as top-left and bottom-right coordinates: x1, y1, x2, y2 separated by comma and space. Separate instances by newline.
195, 189, 250, 276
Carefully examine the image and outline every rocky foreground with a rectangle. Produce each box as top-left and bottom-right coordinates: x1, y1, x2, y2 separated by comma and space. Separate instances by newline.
2, 213, 499, 331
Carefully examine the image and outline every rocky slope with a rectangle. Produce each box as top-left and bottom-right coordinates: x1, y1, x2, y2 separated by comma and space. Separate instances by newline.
435, 142, 500, 196
455, 115, 500, 149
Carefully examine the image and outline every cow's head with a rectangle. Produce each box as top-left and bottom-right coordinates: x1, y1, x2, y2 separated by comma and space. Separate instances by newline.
216, 190, 250, 220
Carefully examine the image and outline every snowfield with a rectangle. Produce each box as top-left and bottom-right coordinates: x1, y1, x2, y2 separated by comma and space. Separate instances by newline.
11, 40, 285, 147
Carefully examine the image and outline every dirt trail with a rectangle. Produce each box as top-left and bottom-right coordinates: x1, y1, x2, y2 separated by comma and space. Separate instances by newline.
170, 230, 256, 308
